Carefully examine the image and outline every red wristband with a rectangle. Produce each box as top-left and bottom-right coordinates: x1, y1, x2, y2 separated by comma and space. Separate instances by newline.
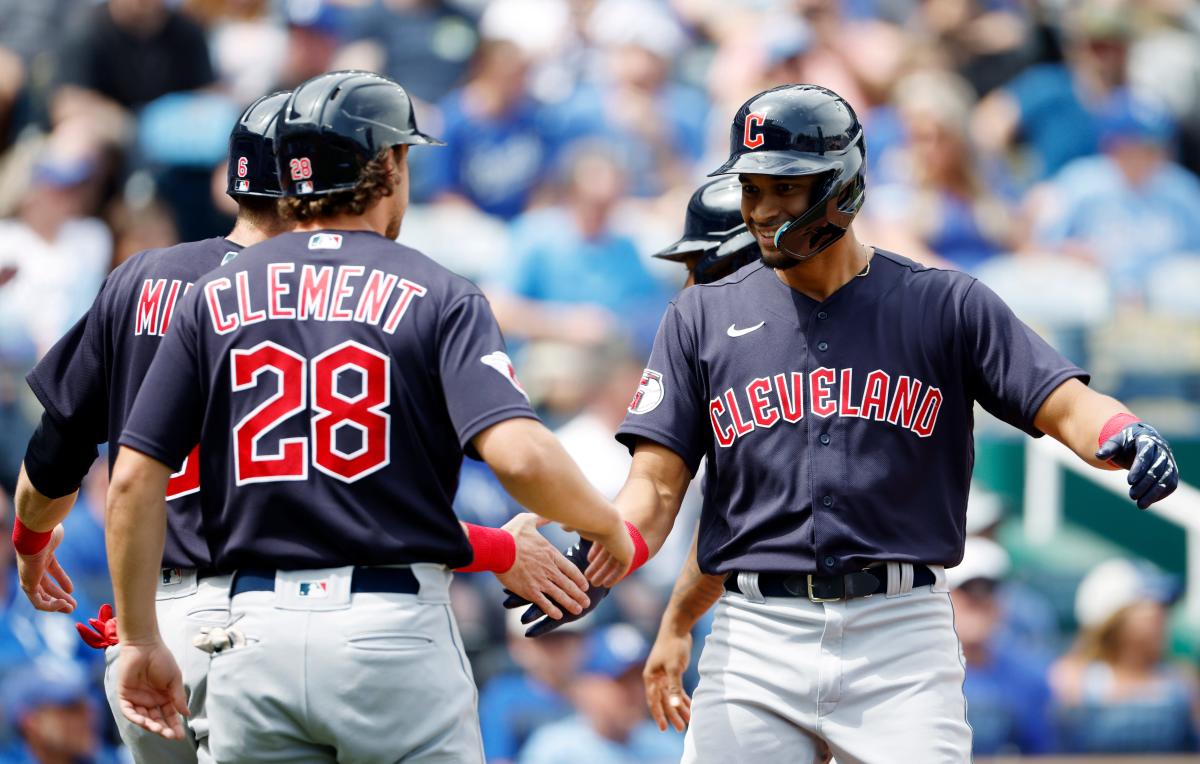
1099, 413, 1141, 449
624, 521, 650, 578
456, 523, 516, 573
12, 517, 52, 556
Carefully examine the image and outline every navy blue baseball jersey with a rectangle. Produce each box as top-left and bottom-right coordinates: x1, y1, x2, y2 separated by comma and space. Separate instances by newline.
121, 230, 537, 571
616, 251, 1087, 576
26, 237, 242, 569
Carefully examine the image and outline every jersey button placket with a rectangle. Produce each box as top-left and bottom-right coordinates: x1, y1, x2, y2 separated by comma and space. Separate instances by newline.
819, 434, 831, 445
817, 341, 829, 352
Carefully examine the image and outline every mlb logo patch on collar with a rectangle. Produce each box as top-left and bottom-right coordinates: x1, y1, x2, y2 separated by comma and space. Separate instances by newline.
298, 580, 329, 598
308, 233, 343, 250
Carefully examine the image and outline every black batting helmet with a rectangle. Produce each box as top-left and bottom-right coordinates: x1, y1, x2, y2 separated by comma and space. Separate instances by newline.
226, 90, 290, 199
710, 84, 865, 261
653, 177, 760, 284
276, 70, 443, 197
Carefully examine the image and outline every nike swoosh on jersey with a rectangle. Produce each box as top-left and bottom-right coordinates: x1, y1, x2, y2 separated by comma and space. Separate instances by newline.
727, 321, 765, 337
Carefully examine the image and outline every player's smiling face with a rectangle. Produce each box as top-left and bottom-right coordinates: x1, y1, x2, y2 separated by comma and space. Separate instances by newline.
738, 173, 818, 268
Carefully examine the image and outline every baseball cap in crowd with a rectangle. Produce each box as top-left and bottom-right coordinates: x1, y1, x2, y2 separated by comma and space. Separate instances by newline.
1098, 91, 1174, 149
582, 623, 649, 679
946, 536, 1011, 591
1, 661, 93, 731
1074, 558, 1182, 629
587, 0, 686, 59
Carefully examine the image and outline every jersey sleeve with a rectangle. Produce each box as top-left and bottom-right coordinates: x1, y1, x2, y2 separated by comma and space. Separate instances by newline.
960, 279, 1089, 437
436, 293, 538, 457
25, 280, 109, 443
615, 301, 707, 473
119, 288, 205, 469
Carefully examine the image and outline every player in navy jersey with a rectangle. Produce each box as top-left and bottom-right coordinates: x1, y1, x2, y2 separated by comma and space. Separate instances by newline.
576, 84, 1180, 763
11, 90, 295, 764
103, 71, 633, 762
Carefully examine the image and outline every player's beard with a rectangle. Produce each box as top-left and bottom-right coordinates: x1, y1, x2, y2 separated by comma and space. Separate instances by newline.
761, 247, 806, 271
385, 207, 402, 240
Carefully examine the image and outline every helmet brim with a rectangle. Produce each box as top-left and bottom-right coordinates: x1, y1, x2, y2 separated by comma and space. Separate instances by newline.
652, 237, 720, 261
708, 150, 841, 178
404, 131, 446, 147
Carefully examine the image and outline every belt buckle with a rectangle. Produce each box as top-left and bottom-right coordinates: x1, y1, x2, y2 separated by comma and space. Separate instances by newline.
806, 574, 841, 603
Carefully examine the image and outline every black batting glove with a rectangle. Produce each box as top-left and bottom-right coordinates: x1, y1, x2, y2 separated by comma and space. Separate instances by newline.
502, 539, 609, 637
1096, 421, 1179, 510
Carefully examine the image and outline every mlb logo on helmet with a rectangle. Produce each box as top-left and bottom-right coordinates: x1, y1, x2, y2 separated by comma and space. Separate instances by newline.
234, 179, 250, 192
298, 581, 329, 598
296, 180, 314, 194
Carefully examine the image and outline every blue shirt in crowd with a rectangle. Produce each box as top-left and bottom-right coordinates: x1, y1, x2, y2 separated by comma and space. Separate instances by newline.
424, 91, 553, 220
1055, 662, 1198, 753
964, 642, 1056, 755
479, 673, 573, 763
1005, 64, 1101, 180
518, 716, 683, 764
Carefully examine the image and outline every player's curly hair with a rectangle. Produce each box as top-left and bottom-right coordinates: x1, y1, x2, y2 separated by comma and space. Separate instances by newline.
280, 147, 401, 222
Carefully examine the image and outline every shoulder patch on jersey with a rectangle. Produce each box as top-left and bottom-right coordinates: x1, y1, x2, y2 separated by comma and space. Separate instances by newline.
308, 233, 343, 250
221, 250, 240, 266
628, 369, 664, 415
480, 351, 529, 400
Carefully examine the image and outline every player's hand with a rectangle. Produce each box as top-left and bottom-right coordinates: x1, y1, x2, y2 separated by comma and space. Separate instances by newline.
585, 527, 634, 589
503, 539, 611, 637
77, 603, 119, 649
644, 627, 693, 732
16, 523, 76, 613
1096, 421, 1179, 509
495, 513, 590, 621
116, 639, 188, 740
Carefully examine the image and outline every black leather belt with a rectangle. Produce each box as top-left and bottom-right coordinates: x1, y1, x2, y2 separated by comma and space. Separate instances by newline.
724, 566, 936, 602
231, 567, 419, 597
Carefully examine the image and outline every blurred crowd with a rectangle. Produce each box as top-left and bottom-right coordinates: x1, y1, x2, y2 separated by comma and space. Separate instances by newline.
0, 0, 1198, 761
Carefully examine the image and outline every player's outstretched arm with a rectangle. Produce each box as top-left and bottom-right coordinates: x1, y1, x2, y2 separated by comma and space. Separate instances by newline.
473, 418, 634, 573
587, 440, 691, 588
1034, 378, 1179, 509
645, 529, 724, 732
13, 465, 78, 613
106, 446, 188, 740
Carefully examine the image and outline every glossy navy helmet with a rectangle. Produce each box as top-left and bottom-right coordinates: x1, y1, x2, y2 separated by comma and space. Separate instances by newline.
276, 71, 443, 196
653, 177, 760, 284
226, 90, 290, 199
710, 84, 866, 261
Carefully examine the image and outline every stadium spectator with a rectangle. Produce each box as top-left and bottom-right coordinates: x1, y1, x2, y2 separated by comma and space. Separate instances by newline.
485, 146, 669, 352
1050, 558, 1199, 753
424, 38, 553, 220
866, 69, 1017, 272
338, 0, 477, 104
0, 661, 116, 763
545, 0, 706, 197
479, 611, 588, 764
518, 624, 684, 764
52, 0, 215, 144
188, 0, 288, 106
972, 0, 1134, 183
949, 536, 1057, 756
1027, 93, 1200, 299
0, 131, 109, 360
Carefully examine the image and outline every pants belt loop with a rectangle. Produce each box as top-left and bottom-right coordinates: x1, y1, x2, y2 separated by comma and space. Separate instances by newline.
900, 562, 914, 594
738, 572, 766, 603
885, 562, 915, 598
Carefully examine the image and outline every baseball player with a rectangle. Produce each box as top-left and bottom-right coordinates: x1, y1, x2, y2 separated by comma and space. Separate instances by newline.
104, 71, 633, 763
11, 90, 295, 764
581, 84, 1180, 763
506, 175, 763, 636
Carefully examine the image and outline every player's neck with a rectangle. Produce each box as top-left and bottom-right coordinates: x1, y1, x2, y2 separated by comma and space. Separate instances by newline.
774, 234, 873, 302
227, 214, 288, 248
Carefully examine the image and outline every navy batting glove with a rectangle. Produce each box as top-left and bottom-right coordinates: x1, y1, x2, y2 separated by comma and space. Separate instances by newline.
501, 540, 609, 637
1096, 422, 1179, 510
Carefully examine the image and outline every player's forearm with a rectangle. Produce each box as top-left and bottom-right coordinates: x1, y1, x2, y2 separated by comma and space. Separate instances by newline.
106, 447, 171, 644
659, 532, 724, 638
14, 465, 77, 532
1034, 378, 1129, 469
613, 442, 691, 553
478, 420, 622, 538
